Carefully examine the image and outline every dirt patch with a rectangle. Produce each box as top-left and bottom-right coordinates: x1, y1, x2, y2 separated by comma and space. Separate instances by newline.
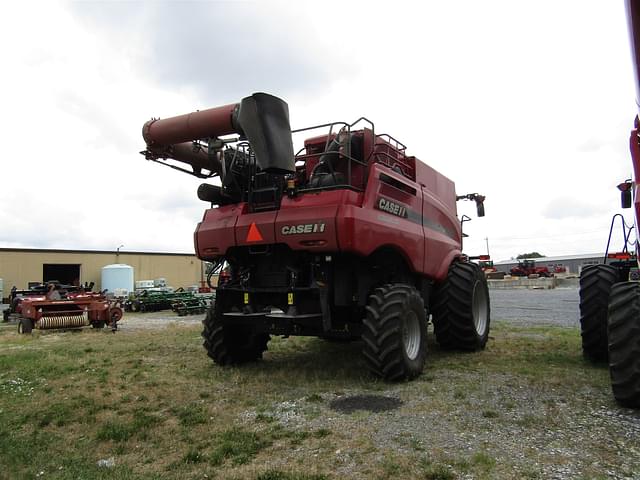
329, 394, 403, 414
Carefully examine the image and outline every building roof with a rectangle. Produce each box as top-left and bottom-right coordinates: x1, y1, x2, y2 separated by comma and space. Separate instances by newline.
494, 253, 603, 265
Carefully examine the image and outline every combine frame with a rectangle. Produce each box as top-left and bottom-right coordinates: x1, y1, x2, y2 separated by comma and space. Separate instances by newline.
140, 92, 490, 380
578, 0, 640, 408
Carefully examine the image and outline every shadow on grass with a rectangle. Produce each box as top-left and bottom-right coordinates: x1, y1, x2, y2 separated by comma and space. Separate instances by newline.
245, 337, 370, 384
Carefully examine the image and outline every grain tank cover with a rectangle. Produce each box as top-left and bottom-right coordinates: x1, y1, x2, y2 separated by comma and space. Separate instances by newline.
101, 264, 134, 296
237, 93, 295, 174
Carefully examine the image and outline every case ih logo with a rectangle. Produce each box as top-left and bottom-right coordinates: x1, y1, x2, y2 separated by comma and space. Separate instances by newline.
281, 223, 326, 235
377, 197, 408, 218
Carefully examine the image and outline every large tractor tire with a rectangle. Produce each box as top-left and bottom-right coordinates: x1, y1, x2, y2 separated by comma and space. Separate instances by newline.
607, 282, 640, 408
201, 293, 270, 365
579, 264, 618, 361
362, 284, 428, 381
432, 262, 490, 351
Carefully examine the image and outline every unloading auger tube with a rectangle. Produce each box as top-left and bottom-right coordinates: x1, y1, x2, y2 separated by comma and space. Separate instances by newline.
141, 92, 295, 177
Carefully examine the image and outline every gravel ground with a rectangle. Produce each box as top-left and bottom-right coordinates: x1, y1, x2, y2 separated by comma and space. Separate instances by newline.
490, 287, 580, 327
112, 287, 582, 332
115, 286, 638, 479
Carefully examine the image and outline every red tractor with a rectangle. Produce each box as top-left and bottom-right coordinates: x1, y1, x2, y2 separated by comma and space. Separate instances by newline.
578, 0, 640, 408
509, 259, 551, 278
141, 93, 489, 380
3, 283, 123, 333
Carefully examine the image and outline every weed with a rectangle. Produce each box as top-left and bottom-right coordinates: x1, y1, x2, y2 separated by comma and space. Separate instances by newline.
516, 414, 541, 428
482, 409, 500, 418
173, 403, 207, 426
256, 470, 328, 480
96, 421, 132, 442
183, 448, 205, 464
472, 451, 496, 471
313, 428, 331, 438
256, 413, 276, 423
423, 463, 454, 480
95, 411, 161, 442
210, 427, 270, 466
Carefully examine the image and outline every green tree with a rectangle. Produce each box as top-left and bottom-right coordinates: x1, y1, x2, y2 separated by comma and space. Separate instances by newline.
516, 252, 544, 259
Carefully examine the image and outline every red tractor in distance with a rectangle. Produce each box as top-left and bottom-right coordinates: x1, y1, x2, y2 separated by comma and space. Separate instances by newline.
578, 0, 640, 408
510, 259, 551, 278
141, 93, 489, 380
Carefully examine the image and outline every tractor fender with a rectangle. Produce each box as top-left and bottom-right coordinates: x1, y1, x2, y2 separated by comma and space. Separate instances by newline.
110, 307, 123, 323
433, 250, 463, 283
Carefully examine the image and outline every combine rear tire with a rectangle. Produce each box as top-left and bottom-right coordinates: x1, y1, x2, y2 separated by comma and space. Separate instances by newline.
432, 262, 490, 351
18, 318, 33, 334
607, 282, 640, 408
201, 294, 270, 365
362, 284, 427, 381
92, 321, 106, 329
579, 264, 618, 361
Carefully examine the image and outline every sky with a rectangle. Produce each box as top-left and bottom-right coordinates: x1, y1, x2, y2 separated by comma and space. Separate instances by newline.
0, 0, 637, 261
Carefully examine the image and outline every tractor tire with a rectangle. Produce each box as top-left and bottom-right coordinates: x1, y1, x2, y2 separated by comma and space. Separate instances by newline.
18, 318, 33, 334
607, 282, 640, 408
361, 284, 428, 381
92, 321, 106, 329
579, 264, 618, 362
2, 309, 9, 323
201, 294, 270, 365
432, 262, 491, 351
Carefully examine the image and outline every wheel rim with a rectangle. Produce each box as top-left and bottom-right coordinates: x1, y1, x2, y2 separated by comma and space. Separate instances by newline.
402, 310, 421, 360
472, 281, 488, 335
18, 322, 23, 334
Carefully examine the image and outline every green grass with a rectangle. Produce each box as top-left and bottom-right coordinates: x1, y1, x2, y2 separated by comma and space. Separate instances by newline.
0, 320, 629, 479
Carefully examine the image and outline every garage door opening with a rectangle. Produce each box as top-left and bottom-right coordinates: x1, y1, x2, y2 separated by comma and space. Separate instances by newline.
43, 264, 81, 286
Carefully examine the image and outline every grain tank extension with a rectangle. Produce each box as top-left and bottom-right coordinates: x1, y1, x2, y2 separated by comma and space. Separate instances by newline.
141, 92, 489, 380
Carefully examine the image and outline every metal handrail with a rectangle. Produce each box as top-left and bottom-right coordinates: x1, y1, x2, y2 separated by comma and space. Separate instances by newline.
604, 213, 637, 263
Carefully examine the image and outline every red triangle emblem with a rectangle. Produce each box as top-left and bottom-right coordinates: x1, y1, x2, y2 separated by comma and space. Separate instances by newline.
246, 222, 264, 242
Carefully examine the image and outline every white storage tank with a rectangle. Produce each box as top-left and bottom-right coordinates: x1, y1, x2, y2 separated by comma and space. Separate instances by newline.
101, 264, 134, 296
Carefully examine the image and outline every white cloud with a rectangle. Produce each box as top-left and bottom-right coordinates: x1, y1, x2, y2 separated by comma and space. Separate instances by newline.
0, 0, 637, 262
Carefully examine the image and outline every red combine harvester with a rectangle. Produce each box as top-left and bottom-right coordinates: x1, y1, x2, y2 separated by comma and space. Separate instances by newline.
4, 283, 123, 334
141, 93, 489, 380
578, 0, 640, 408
